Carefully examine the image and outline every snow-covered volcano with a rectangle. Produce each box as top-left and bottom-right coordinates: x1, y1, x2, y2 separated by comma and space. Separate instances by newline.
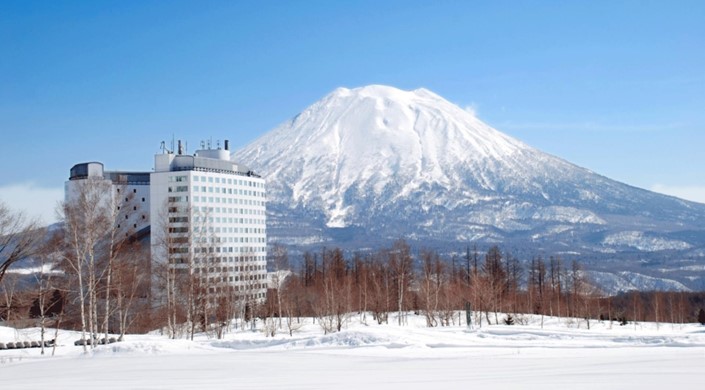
234, 85, 705, 288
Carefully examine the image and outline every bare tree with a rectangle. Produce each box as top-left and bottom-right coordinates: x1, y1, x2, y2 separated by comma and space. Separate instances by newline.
280, 277, 304, 336
569, 260, 592, 328
529, 256, 547, 328
317, 248, 350, 334
270, 243, 289, 329
31, 233, 61, 355
368, 253, 390, 325
213, 272, 236, 339
483, 245, 506, 324
60, 177, 113, 351
351, 253, 369, 324
152, 196, 196, 338
99, 184, 137, 343
0, 201, 44, 283
419, 249, 443, 327
113, 241, 149, 338
549, 256, 563, 318
504, 253, 523, 316
188, 205, 213, 339
389, 239, 413, 326
0, 272, 21, 322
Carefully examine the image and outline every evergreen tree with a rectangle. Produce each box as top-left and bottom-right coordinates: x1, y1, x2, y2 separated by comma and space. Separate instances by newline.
698, 308, 705, 325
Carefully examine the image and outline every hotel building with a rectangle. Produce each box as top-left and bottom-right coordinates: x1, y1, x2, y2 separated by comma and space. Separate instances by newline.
66, 140, 268, 304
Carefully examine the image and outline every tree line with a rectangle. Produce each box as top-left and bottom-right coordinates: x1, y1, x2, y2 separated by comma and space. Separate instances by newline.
262, 240, 705, 334
3, 187, 705, 346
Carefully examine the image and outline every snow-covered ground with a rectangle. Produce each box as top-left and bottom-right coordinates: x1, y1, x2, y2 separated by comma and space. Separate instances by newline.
2, 313, 704, 389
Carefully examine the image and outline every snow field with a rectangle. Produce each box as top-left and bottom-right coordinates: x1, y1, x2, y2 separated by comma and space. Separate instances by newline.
2, 313, 704, 389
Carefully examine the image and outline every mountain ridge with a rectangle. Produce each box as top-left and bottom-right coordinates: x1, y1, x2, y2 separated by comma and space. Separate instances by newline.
234, 85, 705, 291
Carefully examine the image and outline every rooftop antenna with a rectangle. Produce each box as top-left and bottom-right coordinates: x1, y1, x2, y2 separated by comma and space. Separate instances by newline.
171, 134, 175, 155
160, 140, 173, 154
200, 140, 205, 149
217, 140, 221, 150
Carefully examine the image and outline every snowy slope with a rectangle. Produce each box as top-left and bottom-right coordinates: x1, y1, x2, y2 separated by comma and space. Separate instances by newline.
233, 85, 705, 288
2, 315, 704, 389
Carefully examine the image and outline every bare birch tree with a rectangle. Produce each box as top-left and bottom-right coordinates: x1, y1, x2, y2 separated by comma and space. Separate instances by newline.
270, 243, 289, 329
0, 201, 44, 283
0, 272, 21, 322
60, 178, 112, 351
389, 239, 413, 326
32, 232, 61, 355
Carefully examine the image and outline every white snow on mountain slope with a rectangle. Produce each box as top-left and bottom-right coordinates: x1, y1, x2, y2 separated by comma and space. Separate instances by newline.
532, 206, 606, 224
603, 231, 692, 251
243, 85, 531, 226
234, 85, 705, 289
235, 85, 626, 228
586, 270, 692, 294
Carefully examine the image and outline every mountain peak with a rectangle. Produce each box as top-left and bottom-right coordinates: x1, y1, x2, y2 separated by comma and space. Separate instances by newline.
330, 85, 443, 102
233, 85, 705, 283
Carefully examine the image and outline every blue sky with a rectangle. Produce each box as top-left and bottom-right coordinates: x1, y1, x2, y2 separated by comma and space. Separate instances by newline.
1, 1, 704, 223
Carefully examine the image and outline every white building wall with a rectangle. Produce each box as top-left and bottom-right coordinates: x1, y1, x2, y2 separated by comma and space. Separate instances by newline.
150, 150, 268, 303
65, 169, 150, 240
115, 183, 150, 239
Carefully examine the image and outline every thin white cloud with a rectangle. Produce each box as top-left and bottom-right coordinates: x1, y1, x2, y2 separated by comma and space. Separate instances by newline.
0, 182, 64, 225
495, 121, 688, 133
464, 103, 478, 118
650, 184, 705, 204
